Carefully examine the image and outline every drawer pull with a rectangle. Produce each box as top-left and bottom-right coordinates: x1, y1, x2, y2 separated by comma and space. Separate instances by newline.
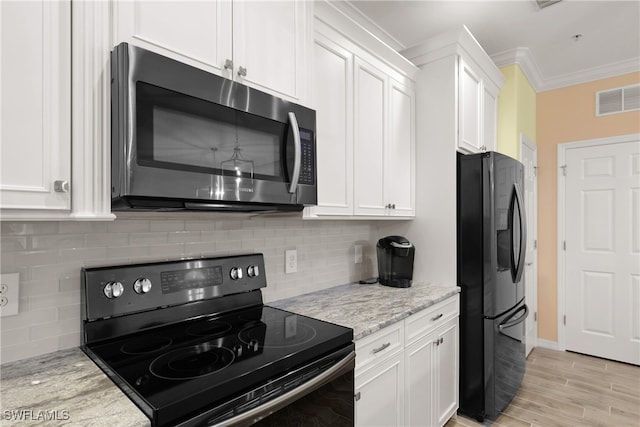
372, 342, 391, 354
431, 313, 444, 321
355, 392, 361, 401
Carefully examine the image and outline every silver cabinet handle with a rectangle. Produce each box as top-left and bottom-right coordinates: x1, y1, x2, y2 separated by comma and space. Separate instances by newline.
372, 342, 391, 354
392, 204, 396, 209
54, 180, 69, 193
287, 112, 301, 194
224, 59, 233, 70
237, 66, 247, 77
431, 313, 443, 321
355, 392, 361, 401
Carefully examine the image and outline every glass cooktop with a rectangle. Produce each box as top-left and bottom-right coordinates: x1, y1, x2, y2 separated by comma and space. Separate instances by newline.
85, 305, 352, 426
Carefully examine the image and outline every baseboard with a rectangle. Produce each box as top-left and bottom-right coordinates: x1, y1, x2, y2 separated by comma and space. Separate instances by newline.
536, 339, 561, 351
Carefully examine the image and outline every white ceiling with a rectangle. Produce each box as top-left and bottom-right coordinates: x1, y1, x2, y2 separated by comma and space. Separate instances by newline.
341, 0, 640, 91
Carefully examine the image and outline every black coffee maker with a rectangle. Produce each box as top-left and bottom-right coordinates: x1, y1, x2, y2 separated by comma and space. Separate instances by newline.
377, 236, 415, 288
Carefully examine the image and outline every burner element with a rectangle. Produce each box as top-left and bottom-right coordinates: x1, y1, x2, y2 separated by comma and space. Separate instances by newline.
150, 342, 235, 380
186, 319, 232, 337
121, 336, 173, 355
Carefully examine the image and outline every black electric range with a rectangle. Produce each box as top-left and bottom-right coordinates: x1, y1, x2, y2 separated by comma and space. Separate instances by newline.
81, 254, 355, 427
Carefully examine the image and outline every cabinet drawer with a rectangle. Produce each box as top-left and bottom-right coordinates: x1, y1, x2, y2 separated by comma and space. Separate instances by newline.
356, 322, 404, 372
405, 295, 459, 345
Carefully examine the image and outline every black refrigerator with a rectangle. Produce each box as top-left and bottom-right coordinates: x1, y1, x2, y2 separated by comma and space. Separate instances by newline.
457, 151, 529, 421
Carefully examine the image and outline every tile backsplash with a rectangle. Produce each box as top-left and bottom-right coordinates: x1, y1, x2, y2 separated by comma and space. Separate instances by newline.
0, 216, 381, 363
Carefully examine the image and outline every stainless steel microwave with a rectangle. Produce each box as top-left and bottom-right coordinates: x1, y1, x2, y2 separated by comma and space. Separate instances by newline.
111, 43, 316, 212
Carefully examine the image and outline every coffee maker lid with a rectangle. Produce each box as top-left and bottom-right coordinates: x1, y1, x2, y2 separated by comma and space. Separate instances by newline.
377, 235, 413, 248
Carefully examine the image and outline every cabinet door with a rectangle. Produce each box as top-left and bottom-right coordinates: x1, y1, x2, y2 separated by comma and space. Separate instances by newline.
435, 320, 459, 427
0, 0, 71, 211
458, 57, 482, 153
310, 33, 354, 216
354, 58, 387, 216
356, 353, 404, 427
233, 0, 308, 102
387, 79, 415, 217
483, 85, 498, 152
113, 0, 233, 78
405, 335, 435, 426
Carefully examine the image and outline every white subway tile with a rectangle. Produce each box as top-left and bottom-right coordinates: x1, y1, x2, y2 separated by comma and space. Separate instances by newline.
129, 232, 168, 245
59, 221, 108, 234
85, 232, 129, 247
0, 236, 28, 252
148, 243, 185, 258
149, 220, 185, 232
1, 337, 58, 364
31, 234, 84, 250
107, 220, 150, 233
167, 231, 201, 244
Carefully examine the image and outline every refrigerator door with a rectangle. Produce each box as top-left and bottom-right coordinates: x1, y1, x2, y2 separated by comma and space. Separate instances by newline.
485, 152, 526, 317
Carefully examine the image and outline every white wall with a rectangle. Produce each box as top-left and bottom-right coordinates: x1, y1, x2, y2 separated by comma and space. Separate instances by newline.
0, 217, 381, 363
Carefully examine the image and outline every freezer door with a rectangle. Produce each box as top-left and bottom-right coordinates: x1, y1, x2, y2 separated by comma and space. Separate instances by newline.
484, 302, 528, 419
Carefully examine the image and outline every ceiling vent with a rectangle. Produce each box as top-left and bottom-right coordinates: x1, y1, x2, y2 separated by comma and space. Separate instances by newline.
536, 0, 562, 9
596, 84, 640, 116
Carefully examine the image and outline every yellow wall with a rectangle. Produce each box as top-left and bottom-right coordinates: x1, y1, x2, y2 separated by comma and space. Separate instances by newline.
497, 64, 536, 159
536, 72, 640, 341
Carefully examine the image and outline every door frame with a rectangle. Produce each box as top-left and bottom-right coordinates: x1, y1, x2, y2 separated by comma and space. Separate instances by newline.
520, 133, 538, 354
556, 133, 640, 351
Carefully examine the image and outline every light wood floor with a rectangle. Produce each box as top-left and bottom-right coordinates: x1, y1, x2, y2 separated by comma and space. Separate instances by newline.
446, 347, 640, 427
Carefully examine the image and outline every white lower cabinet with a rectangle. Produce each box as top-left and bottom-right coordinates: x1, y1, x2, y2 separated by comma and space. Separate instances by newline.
356, 352, 405, 427
355, 295, 460, 427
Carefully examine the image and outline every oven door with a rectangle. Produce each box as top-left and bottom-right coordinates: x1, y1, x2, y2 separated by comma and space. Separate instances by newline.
177, 346, 355, 427
111, 43, 316, 210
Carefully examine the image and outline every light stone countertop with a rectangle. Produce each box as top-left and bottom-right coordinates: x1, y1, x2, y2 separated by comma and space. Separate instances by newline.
0, 348, 149, 427
0, 281, 458, 426
269, 281, 460, 340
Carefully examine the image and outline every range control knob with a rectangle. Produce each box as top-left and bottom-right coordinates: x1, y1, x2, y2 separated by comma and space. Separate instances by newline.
247, 265, 260, 278
104, 281, 124, 299
230, 267, 243, 280
133, 278, 152, 294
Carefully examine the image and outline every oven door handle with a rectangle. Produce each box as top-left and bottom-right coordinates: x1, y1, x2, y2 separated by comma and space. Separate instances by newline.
216, 350, 356, 426
287, 112, 302, 194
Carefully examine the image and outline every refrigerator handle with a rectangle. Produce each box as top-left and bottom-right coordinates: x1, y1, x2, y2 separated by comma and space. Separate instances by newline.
510, 183, 527, 284
498, 304, 529, 331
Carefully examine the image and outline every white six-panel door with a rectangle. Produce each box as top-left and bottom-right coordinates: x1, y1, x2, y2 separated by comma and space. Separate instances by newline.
562, 137, 640, 365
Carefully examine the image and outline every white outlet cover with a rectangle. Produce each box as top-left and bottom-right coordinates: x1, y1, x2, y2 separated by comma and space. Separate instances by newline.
354, 245, 363, 264
285, 249, 297, 274
0, 273, 20, 317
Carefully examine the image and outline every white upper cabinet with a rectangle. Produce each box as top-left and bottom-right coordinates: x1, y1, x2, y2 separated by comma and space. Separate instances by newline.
402, 26, 505, 155
113, 0, 311, 103
1, 1, 71, 214
305, 3, 418, 220
458, 57, 483, 153
387, 79, 415, 217
354, 58, 387, 216
458, 56, 500, 153
312, 33, 354, 216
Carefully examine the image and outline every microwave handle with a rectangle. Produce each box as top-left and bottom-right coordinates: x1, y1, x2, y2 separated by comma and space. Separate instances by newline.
287, 112, 301, 194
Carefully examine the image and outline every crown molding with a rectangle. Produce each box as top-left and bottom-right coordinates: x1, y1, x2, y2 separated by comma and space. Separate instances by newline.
540, 57, 640, 92
492, 48, 640, 92
491, 47, 544, 92
332, 1, 406, 52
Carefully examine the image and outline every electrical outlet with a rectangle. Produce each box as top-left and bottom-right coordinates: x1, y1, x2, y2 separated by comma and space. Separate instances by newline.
285, 249, 297, 274
0, 273, 20, 317
354, 245, 363, 264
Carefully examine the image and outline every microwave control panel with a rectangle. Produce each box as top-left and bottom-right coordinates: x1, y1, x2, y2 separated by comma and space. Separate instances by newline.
299, 129, 315, 185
